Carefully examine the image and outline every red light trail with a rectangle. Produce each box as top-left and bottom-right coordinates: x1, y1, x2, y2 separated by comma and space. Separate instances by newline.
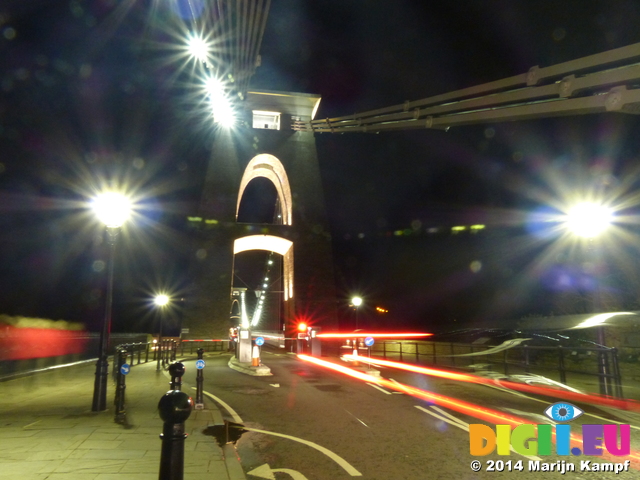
316, 332, 432, 339
341, 355, 640, 413
297, 354, 640, 468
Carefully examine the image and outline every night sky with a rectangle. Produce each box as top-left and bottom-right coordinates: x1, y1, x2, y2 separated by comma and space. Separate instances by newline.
3, 1, 640, 334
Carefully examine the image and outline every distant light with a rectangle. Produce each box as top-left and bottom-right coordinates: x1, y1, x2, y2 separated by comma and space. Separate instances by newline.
262, 283, 267, 288
573, 312, 634, 329
351, 296, 363, 307
204, 75, 236, 127
154, 294, 170, 307
376, 306, 388, 313
470, 224, 485, 231
187, 33, 209, 63
566, 202, 613, 238
451, 226, 466, 233
297, 323, 308, 332
92, 192, 132, 227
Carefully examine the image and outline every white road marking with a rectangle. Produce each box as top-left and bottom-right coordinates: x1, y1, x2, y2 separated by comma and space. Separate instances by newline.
414, 405, 468, 432
343, 409, 369, 428
387, 378, 404, 393
241, 426, 362, 476
248, 463, 308, 480
415, 405, 541, 461
486, 382, 640, 430
367, 383, 392, 394
198, 388, 244, 423
430, 405, 470, 428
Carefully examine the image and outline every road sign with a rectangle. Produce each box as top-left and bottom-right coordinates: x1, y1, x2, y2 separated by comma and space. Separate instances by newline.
364, 336, 375, 347
255, 336, 265, 346
195, 359, 206, 369
120, 364, 130, 375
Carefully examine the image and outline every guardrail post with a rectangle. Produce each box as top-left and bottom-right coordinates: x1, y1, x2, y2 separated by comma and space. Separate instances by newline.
195, 349, 204, 410
503, 350, 509, 376
558, 346, 567, 384
158, 388, 193, 480
610, 348, 623, 398
114, 348, 128, 423
145, 343, 150, 363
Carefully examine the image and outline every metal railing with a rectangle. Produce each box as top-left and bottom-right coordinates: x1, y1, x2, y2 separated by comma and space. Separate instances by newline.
368, 340, 624, 397
180, 339, 229, 355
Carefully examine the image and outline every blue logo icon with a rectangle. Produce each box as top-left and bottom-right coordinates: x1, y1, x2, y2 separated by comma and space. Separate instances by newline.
255, 336, 265, 346
544, 402, 583, 422
195, 359, 206, 369
364, 336, 375, 347
120, 364, 130, 375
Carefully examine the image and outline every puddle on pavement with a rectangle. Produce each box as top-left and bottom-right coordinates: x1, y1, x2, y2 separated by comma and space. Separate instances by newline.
203, 420, 246, 446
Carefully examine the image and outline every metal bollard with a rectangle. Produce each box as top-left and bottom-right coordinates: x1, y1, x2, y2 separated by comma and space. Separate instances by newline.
158, 389, 193, 480
169, 362, 185, 391
114, 348, 128, 423
195, 348, 204, 410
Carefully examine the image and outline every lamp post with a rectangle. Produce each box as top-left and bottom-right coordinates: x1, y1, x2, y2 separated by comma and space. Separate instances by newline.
91, 192, 131, 412
351, 296, 363, 331
565, 201, 613, 396
154, 294, 170, 371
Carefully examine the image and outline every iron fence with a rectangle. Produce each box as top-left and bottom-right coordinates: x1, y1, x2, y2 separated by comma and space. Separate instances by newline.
368, 340, 623, 397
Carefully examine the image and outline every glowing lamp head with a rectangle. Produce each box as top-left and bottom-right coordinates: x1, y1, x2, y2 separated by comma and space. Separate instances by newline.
297, 322, 308, 332
566, 202, 613, 238
351, 296, 363, 307
187, 34, 209, 63
92, 192, 132, 228
154, 294, 170, 307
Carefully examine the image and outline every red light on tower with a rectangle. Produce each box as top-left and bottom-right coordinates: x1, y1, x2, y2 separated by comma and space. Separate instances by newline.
297, 322, 308, 332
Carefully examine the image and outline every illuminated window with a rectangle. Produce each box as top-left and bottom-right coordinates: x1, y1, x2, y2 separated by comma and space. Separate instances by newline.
252, 110, 280, 130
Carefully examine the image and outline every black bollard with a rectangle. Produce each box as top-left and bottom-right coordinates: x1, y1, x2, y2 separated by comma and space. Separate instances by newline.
114, 348, 128, 423
158, 390, 193, 480
195, 348, 204, 410
169, 362, 185, 391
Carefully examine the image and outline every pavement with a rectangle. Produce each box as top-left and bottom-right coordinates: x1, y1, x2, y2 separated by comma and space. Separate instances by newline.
3, 348, 640, 480
0, 355, 247, 480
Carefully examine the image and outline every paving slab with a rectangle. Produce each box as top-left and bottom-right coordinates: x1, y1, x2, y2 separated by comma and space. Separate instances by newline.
0, 358, 246, 479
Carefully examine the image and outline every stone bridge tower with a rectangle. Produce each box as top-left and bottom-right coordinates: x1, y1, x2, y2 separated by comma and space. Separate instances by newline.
182, 90, 337, 339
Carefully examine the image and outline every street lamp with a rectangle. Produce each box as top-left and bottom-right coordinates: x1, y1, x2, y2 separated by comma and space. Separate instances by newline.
351, 296, 363, 330
564, 201, 614, 395
91, 192, 132, 412
154, 294, 170, 371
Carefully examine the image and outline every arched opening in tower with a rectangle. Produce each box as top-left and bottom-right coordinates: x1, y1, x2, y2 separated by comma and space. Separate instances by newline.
232, 236, 293, 333
232, 250, 284, 332
236, 177, 283, 224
